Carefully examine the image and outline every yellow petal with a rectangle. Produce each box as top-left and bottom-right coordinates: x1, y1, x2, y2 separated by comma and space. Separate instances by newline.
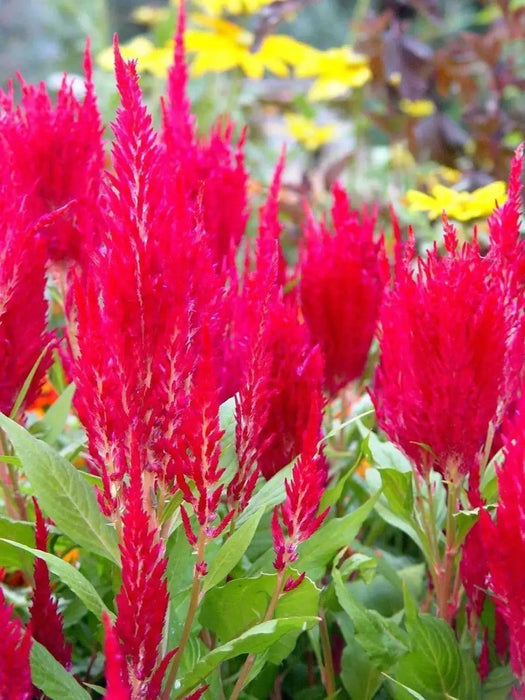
399, 98, 436, 118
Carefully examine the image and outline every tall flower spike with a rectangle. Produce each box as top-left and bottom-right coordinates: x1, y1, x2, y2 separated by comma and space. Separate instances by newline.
0, 585, 32, 699
115, 442, 170, 698
173, 329, 233, 549
161, 1, 248, 269
298, 182, 386, 396
372, 220, 513, 480
481, 391, 525, 694
30, 500, 72, 670
68, 39, 197, 515
0, 186, 53, 418
0, 40, 104, 264
242, 295, 325, 481
103, 613, 131, 700
272, 389, 329, 586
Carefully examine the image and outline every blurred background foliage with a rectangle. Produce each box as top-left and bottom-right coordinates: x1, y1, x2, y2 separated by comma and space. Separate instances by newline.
2, 0, 525, 248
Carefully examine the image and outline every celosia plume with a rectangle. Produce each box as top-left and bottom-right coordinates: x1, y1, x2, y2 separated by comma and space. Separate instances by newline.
115, 449, 170, 698
0, 186, 53, 418
372, 220, 514, 480
30, 500, 72, 670
298, 182, 386, 396
0, 42, 104, 263
161, 3, 248, 270
68, 40, 198, 515
0, 585, 32, 699
173, 330, 234, 551
103, 612, 131, 699
272, 390, 329, 587
481, 391, 525, 694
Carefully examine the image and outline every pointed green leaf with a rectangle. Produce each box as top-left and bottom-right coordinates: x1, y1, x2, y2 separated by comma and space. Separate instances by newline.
202, 508, 264, 593
333, 567, 409, 670
396, 587, 481, 699
31, 640, 90, 699
0, 414, 119, 564
32, 383, 75, 445
175, 616, 319, 697
0, 516, 34, 569
297, 492, 380, 579
1, 539, 112, 620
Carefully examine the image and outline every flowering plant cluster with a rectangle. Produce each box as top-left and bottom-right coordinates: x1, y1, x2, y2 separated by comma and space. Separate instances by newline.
1, 4, 525, 700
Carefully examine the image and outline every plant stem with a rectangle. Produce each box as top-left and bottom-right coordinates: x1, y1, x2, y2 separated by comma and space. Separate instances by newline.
435, 473, 461, 623
162, 529, 207, 700
319, 611, 336, 696
229, 570, 286, 700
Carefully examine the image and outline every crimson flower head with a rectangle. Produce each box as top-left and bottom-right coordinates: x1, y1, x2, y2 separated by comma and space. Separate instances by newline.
243, 296, 325, 481
0, 585, 32, 699
372, 220, 514, 480
272, 391, 329, 586
298, 182, 386, 396
161, 4, 248, 269
481, 391, 525, 694
0, 186, 53, 417
0, 43, 104, 263
30, 500, 71, 671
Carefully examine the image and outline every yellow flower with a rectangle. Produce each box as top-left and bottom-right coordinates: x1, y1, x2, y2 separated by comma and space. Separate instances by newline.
405, 181, 507, 222
194, 0, 277, 14
131, 5, 171, 25
295, 47, 372, 101
285, 113, 337, 150
97, 36, 173, 78
185, 14, 313, 79
399, 98, 435, 118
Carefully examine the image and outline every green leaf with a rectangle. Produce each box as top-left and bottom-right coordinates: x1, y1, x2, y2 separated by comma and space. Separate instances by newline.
383, 673, 426, 699
366, 469, 423, 549
340, 642, 382, 700
333, 567, 409, 670
200, 573, 320, 644
238, 463, 293, 525
481, 666, 517, 699
361, 429, 412, 473
297, 492, 380, 579
31, 383, 75, 445
31, 640, 90, 699
339, 553, 377, 585
202, 508, 264, 594
453, 509, 479, 546
219, 397, 238, 484
396, 587, 481, 700
10, 344, 52, 420
175, 617, 319, 697
0, 516, 34, 570
0, 414, 120, 564
379, 469, 414, 518
1, 539, 112, 620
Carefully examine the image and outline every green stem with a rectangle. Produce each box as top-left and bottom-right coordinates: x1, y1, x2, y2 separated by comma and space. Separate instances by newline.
319, 611, 336, 696
162, 530, 207, 700
229, 570, 286, 700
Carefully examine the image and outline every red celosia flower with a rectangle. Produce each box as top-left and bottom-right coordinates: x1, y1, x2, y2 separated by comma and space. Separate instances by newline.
298, 182, 386, 396
0, 187, 53, 417
372, 220, 514, 479
67, 39, 198, 515
0, 42, 104, 263
173, 330, 234, 548
481, 392, 525, 694
30, 500, 72, 670
272, 392, 329, 585
242, 295, 325, 481
115, 445, 170, 697
0, 584, 32, 699
161, 4, 248, 270
103, 612, 131, 699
